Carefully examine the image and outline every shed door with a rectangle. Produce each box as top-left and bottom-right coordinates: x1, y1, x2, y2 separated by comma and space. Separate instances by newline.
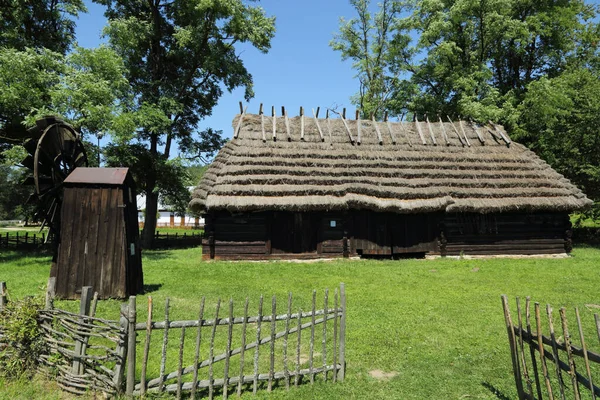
271, 212, 318, 254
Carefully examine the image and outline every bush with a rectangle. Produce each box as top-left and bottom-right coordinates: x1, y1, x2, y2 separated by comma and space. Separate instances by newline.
0, 296, 45, 378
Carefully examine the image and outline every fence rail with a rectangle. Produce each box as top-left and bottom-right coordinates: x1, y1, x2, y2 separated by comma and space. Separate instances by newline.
0, 232, 51, 250
502, 294, 600, 400
152, 231, 204, 249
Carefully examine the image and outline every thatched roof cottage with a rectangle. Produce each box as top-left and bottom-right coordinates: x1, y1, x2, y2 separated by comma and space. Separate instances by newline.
190, 109, 591, 260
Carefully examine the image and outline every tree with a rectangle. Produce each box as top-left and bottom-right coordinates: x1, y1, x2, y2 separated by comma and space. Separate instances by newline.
95, 0, 276, 248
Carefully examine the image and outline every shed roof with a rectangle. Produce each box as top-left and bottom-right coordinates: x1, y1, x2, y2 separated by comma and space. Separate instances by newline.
190, 113, 591, 214
64, 168, 130, 185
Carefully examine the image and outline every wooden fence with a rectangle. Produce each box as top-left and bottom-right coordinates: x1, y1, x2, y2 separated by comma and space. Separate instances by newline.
0, 280, 346, 398
152, 231, 204, 249
502, 295, 600, 400
0, 232, 51, 250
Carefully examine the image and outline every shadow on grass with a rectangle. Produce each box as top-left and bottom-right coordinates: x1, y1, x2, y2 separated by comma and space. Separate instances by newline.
481, 382, 512, 400
0, 249, 53, 263
143, 283, 163, 294
142, 250, 173, 260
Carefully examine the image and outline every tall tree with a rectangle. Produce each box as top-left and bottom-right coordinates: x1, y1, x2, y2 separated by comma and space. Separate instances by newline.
95, 0, 276, 247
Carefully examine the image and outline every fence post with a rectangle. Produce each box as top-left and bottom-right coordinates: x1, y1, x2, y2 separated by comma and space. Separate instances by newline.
126, 296, 137, 397
72, 286, 93, 375
338, 283, 346, 381
342, 232, 349, 258
501, 295, 526, 400
113, 303, 129, 392
45, 277, 56, 310
0, 282, 7, 311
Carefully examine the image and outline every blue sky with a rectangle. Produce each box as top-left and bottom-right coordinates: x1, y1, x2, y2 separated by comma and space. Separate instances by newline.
74, 0, 385, 154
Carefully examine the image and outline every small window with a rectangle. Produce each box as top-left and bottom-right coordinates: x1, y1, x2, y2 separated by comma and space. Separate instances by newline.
330, 220, 337, 228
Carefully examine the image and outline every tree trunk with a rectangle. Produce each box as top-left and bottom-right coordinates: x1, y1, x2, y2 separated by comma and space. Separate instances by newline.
141, 191, 159, 249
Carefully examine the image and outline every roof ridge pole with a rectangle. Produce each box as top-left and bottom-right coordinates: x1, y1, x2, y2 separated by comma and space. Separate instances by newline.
396, 114, 411, 147
469, 119, 485, 145
339, 108, 355, 145
438, 114, 450, 145
458, 118, 472, 147
234, 102, 247, 139
425, 114, 437, 145
282, 106, 292, 142
300, 106, 305, 141
489, 120, 511, 146
446, 115, 466, 146
272, 106, 277, 142
384, 112, 397, 145
312, 108, 325, 142
355, 109, 362, 145
372, 115, 383, 145
414, 114, 427, 145
326, 109, 333, 142
259, 103, 266, 142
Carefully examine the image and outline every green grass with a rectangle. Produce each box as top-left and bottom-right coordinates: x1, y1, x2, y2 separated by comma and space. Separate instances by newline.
1, 246, 600, 399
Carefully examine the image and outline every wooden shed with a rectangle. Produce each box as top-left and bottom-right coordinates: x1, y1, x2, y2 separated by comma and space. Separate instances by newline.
190, 111, 591, 260
52, 168, 143, 299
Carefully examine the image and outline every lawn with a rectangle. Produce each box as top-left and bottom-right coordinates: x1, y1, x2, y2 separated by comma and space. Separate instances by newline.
1, 246, 600, 399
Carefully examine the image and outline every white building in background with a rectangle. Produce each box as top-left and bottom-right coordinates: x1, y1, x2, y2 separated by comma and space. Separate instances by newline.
136, 187, 204, 228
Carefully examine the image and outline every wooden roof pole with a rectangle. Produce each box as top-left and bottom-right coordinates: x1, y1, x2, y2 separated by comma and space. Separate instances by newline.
259, 103, 266, 142
425, 115, 437, 145
396, 114, 412, 147
312, 108, 325, 142
414, 115, 427, 145
384, 112, 397, 145
372, 115, 383, 145
271, 106, 277, 142
339, 109, 355, 145
326, 109, 333, 142
300, 106, 305, 141
234, 102, 247, 139
469, 119, 485, 145
489, 121, 511, 146
282, 106, 292, 142
355, 110, 362, 145
446, 116, 467, 147
458, 118, 472, 147
438, 115, 450, 145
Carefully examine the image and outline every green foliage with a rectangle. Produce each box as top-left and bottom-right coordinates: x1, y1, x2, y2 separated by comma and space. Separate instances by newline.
0, 295, 45, 378
95, 0, 275, 246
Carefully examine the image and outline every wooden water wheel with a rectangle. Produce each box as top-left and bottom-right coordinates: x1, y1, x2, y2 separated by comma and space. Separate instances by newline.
21, 117, 88, 239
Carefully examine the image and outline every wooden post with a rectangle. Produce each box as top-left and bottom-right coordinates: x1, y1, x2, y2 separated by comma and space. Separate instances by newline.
126, 296, 137, 397
343, 232, 349, 258
72, 286, 93, 375
338, 283, 346, 382
209, 231, 215, 260
140, 296, 153, 396
501, 295, 526, 399
300, 106, 305, 141
170, 213, 175, 227
45, 277, 56, 310
113, 303, 129, 392
0, 281, 6, 311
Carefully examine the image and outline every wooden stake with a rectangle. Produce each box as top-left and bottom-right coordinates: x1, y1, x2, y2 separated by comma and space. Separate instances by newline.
355, 110, 362, 145
322, 289, 329, 381
283, 108, 292, 142
535, 302, 555, 400
559, 307, 581, 399
469, 119, 485, 145
425, 115, 437, 145
253, 295, 263, 394
237, 298, 249, 396
295, 308, 302, 387
526, 297, 544, 400
268, 296, 276, 391
208, 299, 221, 400
0, 281, 7, 311
458, 119, 472, 147
224, 299, 234, 399
546, 304, 566, 399
446, 116, 466, 146
437, 115, 450, 145
300, 106, 305, 141
177, 326, 186, 400
516, 297, 534, 399
126, 296, 137, 396
239, 101, 243, 114
158, 298, 170, 393
386, 120, 398, 145
342, 108, 346, 119
312, 108, 325, 142
595, 314, 600, 347
316, 107, 320, 118
191, 297, 205, 400
372, 116, 383, 145
333, 289, 338, 383
260, 105, 266, 142
284, 293, 292, 390
140, 296, 153, 396
271, 106, 277, 142
414, 115, 427, 145
326, 110, 333, 141
73, 286, 92, 376
234, 106, 247, 139
489, 120, 511, 145
576, 307, 595, 399
501, 295, 525, 399
338, 283, 346, 382
339, 111, 355, 144
309, 290, 316, 384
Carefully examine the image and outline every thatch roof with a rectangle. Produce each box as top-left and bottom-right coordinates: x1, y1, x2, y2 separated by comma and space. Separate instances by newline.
190, 113, 591, 214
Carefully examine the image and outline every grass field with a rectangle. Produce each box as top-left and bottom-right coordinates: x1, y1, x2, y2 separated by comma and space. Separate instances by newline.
1, 246, 600, 399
